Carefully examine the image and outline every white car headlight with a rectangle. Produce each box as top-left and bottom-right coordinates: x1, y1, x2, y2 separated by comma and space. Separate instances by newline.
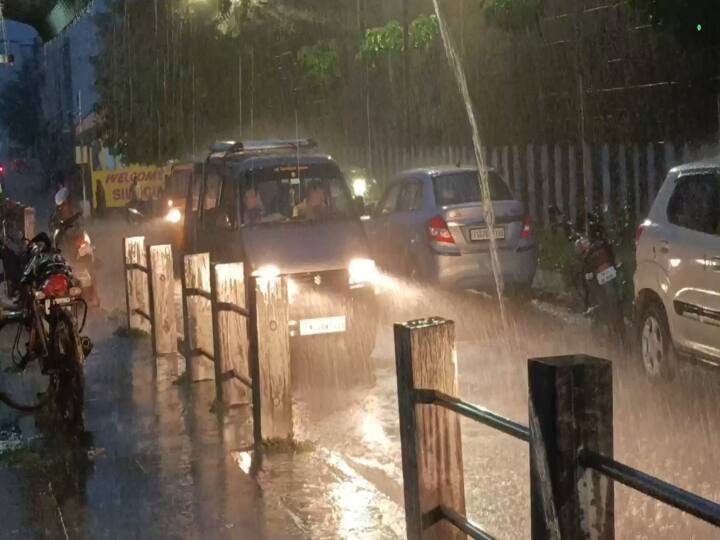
165, 207, 182, 224
252, 265, 281, 279
349, 258, 378, 287
352, 178, 368, 198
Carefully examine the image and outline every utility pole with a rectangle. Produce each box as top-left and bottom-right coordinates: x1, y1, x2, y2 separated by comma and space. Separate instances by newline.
77, 90, 89, 217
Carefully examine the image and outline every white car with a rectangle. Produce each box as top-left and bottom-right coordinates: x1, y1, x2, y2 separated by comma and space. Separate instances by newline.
635, 160, 720, 379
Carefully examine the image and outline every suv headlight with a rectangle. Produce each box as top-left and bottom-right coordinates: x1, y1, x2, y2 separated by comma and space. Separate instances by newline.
349, 258, 378, 287
165, 207, 182, 224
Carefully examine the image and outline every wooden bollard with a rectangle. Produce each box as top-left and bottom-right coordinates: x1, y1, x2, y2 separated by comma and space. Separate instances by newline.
250, 275, 291, 442
147, 244, 177, 357
212, 262, 250, 406
395, 318, 466, 540
528, 355, 614, 540
123, 236, 151, 334
22, 206, 35, 239
183, 253, 215, 381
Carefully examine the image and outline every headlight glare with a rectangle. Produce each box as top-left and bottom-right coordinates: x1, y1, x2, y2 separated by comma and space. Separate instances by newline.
349, 258, 378, 286
165, 207, 182, 224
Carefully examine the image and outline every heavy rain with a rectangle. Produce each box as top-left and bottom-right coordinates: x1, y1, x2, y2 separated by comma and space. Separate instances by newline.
0, 1, 719, 539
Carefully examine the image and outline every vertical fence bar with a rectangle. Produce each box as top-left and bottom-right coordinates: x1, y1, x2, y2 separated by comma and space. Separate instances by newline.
395, 318, 466, 540
583, 141, 593, 215
541, 144, 550, 226
512, 145, 521, 194
528, 355, 614, 540
646, 142, 656, 205
553, 144, 563, 213
633, 144, 641, 218
618, 144, 628, 209
568, 145, 577, 223
601, 144, 611, 212
502, 146, 510, 182
527, 144, 536, 220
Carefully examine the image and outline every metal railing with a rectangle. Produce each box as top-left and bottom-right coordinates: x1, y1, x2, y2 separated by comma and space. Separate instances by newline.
395, 318, 720, 539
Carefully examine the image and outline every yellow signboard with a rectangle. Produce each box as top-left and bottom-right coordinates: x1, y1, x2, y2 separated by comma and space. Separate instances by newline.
93, 166, 169, 208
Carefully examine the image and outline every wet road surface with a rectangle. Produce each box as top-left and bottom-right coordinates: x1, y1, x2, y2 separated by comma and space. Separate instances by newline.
0, 179, 719, 538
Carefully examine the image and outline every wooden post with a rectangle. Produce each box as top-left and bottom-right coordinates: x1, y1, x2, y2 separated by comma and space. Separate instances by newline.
22, 206, 35, 239
254, 275, 292, 442
528, 355, 614, 540
147, 244, 177, 357
395, 318, 466, 540
213, 262, 250, 406
124, 236, 151, 334
184, 253, 215, 381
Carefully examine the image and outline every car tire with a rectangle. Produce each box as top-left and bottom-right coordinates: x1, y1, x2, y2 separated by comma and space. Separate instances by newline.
638, 302, 676, 381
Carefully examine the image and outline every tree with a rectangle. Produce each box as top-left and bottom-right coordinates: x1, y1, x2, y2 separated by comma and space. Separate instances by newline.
0, 45, 44, 153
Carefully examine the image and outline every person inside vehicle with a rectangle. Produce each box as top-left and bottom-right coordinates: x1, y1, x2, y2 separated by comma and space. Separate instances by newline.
243, 188, 264, 225
295, 181, 328, 220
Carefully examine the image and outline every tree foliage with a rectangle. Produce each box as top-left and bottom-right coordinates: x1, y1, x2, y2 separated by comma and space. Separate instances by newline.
485, 0, 542, 33
297, 40, 340, 88
358, 15, 439, 64
629, 0, 720, 47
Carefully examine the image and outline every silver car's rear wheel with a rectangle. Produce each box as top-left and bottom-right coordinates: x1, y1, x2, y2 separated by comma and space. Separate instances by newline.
639, 302, 675, 380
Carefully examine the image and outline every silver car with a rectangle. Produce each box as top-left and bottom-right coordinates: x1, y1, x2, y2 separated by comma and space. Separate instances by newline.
368, 166, 537, 290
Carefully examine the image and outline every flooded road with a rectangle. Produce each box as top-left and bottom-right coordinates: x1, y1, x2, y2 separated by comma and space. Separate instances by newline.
0, 185, 719, 538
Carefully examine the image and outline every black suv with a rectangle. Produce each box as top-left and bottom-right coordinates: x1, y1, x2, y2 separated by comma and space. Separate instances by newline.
185, 139, 378, 379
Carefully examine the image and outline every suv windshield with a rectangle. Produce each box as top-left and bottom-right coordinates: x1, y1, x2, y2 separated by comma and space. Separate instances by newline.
241, 162, 353, 225
433, 171, 513, 206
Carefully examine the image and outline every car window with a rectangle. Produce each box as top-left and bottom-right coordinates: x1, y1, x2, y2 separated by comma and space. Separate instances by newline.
667, 173, 720, 235
433, 171, 513, 206
397, 181, 424, 212
204, 170, 223, 210
190, 170, 202, 212
240, 162, 352, 224
378, 182, 401, 214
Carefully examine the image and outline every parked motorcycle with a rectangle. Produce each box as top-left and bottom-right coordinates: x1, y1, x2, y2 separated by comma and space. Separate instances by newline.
50, 190, 100, 307
550, 206, 626, 346
0, 220, 93, 433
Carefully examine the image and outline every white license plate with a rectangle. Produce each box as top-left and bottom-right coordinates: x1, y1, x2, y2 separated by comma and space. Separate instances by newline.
299, 316, 346, 336
596, 266, 617, 285
470, 227, 505, 241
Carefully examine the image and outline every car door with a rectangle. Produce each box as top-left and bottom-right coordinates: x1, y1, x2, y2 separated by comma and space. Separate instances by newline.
390, 179, 426, 276
664, 171, 720, 357
368, 180, 402, 271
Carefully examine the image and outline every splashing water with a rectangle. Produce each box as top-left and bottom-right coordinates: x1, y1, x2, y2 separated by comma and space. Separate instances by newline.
432, 0, 508, 329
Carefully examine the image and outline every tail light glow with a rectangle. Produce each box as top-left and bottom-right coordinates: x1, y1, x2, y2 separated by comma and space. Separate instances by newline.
42, 274, 71, 299
427, 216, 455, 244
520, 214, 533, 239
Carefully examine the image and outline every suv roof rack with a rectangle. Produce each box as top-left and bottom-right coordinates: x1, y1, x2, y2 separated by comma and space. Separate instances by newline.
208, 138, 318, 157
